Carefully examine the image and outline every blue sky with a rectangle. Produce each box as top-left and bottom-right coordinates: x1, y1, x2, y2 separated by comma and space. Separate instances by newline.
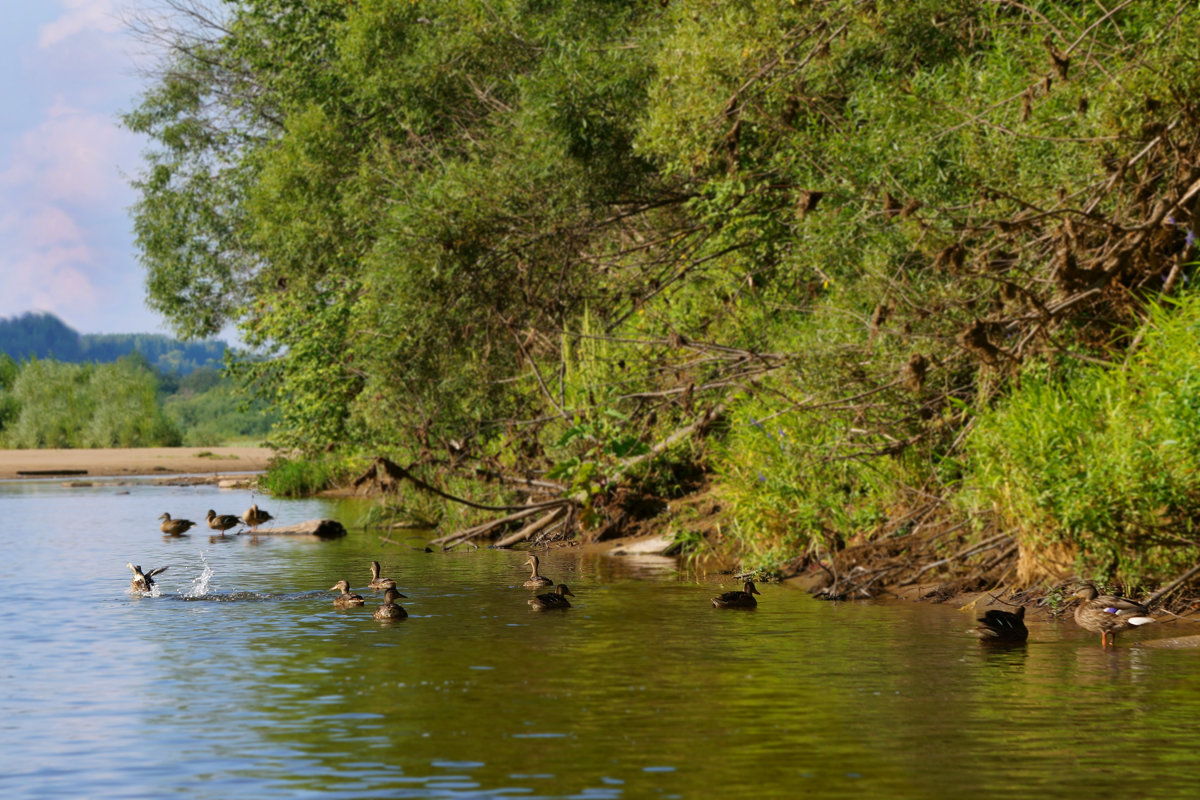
0, 1, 168, 336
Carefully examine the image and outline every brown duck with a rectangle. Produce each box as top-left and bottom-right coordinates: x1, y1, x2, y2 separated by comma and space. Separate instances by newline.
368, 560, 401, 592
158, 513, 196, 536
127, 562, 168, 594
243, 503, 274, 531
522, 554, 553, 588
1073, 584, 1154, 646
529, 584, 575, 610
329, 579, 366, 608
712, 580, 761, 609
973, 606, 1028, 642
205, 509, 241, 535
374, 588, 408, 620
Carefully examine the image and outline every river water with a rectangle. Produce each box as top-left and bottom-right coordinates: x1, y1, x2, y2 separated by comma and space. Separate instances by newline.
3, 478, 1200, 799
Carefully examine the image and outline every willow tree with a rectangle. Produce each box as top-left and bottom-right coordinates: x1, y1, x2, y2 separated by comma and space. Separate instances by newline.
126, 0, 676, 455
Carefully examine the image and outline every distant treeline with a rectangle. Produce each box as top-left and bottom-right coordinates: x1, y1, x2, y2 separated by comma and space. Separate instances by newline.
0, 311, 226, 374
0, 354, 275, 449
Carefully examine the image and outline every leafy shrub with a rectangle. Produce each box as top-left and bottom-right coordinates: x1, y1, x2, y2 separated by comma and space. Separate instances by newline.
966, 295, 1200, 585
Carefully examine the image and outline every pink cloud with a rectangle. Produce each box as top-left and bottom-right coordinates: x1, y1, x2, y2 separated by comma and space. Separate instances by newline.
0, 251, 104, 323
30, 267, 100, 314
0, 1, 168, 334
24, 205, 86, 245
0, 110, 132, 330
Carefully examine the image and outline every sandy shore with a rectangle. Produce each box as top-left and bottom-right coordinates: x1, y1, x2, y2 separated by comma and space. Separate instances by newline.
0, 447, 273, 480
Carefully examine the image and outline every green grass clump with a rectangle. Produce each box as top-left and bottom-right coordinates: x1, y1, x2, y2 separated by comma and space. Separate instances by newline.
260, 457, 344, 497
966, 294, 1200, 586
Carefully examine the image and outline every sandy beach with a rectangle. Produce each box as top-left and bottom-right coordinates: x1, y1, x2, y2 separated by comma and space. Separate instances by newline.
0, 446, 274, 480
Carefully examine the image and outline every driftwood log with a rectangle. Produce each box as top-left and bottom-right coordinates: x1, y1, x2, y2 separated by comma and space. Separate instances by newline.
248, 519, 347, 540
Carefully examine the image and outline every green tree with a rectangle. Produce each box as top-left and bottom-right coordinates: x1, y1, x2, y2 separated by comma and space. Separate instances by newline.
0, 354, 20, 434
4, 357, 181, 448
84, 357, 182, 448
127, 0, 671, 453
6, 360, 95, 448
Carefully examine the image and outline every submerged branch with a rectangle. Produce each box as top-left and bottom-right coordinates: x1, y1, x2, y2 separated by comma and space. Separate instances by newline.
493, 506, 569, 548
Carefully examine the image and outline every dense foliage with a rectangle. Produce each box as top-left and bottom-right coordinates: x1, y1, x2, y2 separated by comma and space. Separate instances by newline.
0, 311, 227, 374
160, 367, 277, 446
127, 0, 1200, 588
0, 358, 273, 448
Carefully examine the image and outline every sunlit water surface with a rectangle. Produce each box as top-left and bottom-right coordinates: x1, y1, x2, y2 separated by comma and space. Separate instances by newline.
3, 479, 1200, 799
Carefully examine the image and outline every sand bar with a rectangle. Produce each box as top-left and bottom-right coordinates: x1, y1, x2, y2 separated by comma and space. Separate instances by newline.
0, 447, 273, 480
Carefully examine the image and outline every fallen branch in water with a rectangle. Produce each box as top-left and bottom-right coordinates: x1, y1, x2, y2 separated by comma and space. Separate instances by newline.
368, 396, 732, 549
493, 506, 569, 548
430, 506, 548, 547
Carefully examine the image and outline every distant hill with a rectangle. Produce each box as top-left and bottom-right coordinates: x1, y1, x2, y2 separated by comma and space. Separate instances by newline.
0, 312, 227, 375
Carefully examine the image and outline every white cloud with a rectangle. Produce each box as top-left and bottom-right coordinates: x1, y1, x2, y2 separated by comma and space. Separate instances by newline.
37, 0, 123, 49
0, 105, 137, 208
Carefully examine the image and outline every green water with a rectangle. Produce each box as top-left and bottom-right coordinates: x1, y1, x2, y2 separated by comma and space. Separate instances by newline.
2, 478, 1199, 798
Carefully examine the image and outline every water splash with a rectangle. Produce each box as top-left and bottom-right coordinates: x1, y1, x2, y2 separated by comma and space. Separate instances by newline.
185, 552, 214, 598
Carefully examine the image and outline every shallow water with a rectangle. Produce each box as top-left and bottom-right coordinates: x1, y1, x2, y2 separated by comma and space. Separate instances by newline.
3, 479, 1200, 798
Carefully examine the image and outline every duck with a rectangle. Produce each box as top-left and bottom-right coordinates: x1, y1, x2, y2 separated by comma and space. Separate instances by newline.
529, 583, 575, 610
368, 560, 401, 592
329, 579, 366, 608
127, 562, 168, 593
521, 554, 553, 588
374, 588, 408, 620
158, 512, 196, 536
973, 606, 1028, 642
243, 503, 274, 531
205, 509, 241, 535
1073, 583, 1155, 646
712, 580, 761, 609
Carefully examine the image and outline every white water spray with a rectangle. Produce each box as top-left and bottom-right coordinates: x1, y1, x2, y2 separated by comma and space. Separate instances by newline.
185, 551, 214, 598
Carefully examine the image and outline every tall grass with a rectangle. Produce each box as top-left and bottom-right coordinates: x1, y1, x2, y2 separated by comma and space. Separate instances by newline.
966, 294, 1200, 586
260, 457, 345, 497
